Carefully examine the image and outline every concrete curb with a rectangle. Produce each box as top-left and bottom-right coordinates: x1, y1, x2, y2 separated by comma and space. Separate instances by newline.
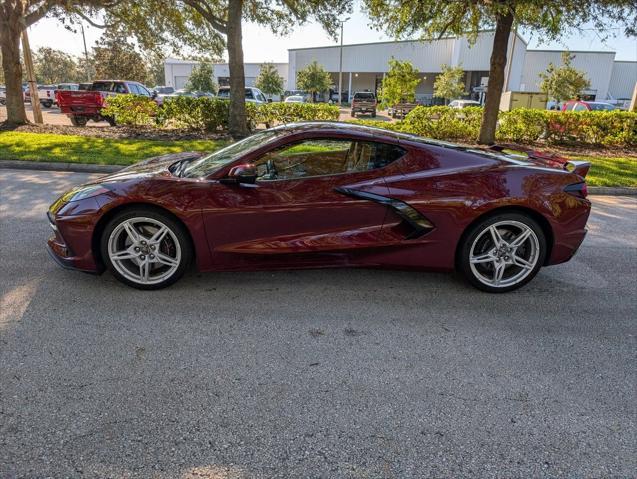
587, 186, 637, 196
1, 159, 636, 195
0, 159, 123, 174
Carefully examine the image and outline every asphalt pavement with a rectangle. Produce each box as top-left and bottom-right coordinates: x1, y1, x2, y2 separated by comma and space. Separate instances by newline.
1, 169, 635, 478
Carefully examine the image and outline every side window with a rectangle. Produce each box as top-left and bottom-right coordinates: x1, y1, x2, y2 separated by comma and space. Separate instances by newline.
115, 83, 129, 94
136, 84, 151, 96
564, 102, 575, 111
573, 103, 587, 111
254, 139, 405, 181
258, 92, 267, 102
245, 89, 254, 100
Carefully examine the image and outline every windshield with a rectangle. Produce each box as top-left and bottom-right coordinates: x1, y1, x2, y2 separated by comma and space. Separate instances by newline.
354, 92, 375, 99
183, 130, 285, 178
589, 103, 614, 111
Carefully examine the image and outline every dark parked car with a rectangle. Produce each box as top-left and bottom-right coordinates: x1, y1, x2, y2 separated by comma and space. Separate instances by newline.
47, 122, 590, 292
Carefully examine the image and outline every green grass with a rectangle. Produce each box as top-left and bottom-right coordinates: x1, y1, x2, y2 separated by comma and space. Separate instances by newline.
566, 155, 637, 187
0, 131, 226, 166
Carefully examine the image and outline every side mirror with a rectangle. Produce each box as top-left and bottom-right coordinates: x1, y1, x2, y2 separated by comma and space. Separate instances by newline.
267, 98, 273, 103
220, 163, 257, 185
151, 91, 158, 99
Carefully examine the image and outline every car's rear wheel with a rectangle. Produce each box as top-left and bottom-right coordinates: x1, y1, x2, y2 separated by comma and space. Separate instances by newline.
100, 208, 192, 290
459, 213, 546, 293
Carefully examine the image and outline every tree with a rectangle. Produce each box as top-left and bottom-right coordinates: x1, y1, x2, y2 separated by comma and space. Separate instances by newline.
363, 0, 637, 144
92, 30, 149, 83
34, 47, 80, 84
296, 61, 332, 102
378, 58, 421, 108
0, 0, 116, 124
255, 63, 284, 99
186, 62, 217, 93
108, 0, 350, 137
145, 52, 166, 87
539, 51, 591, 103
434, 64, 466, 104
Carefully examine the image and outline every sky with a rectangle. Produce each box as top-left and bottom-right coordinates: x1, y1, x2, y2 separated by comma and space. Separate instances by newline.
27, 7, 637, 63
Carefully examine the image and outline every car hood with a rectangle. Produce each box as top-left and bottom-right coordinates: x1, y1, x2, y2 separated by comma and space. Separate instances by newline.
96, 151, 205, 183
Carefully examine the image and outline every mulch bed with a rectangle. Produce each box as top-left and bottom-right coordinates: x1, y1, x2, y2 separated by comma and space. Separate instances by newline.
0, 122, 230, 142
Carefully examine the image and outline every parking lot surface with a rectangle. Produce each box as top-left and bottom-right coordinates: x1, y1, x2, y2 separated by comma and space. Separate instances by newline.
1, 169, 635, 478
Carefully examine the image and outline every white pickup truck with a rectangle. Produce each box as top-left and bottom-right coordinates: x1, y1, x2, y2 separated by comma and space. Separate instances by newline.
24, 84, 57, 108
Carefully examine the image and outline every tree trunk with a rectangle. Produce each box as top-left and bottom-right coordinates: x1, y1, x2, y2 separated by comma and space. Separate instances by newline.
478, 10, 514, 145
227, 0, 248, 138
0, 3, 27, 125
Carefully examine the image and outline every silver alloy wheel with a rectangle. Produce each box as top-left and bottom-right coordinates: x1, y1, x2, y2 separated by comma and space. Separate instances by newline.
469, 220, 540, 288
107, 217, 181, 285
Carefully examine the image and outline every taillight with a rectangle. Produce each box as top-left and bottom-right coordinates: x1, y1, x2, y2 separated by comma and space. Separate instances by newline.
564, 182, 588, 199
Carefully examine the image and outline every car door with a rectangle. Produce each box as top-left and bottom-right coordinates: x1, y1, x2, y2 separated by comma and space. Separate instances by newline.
201, 136, 406, 269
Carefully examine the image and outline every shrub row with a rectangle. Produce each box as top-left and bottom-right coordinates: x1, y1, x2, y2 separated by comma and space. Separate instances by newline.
351, 106, 636, 147
103, 95, 339, 131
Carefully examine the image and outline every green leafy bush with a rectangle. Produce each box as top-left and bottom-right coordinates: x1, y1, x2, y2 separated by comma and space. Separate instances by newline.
256, 102, 339, 126
497, 108, 548, 143
348, 106, 636, 148
102, 94, 160, 126
403, 106, 482, 140
161, 96, 231, 131
544, 110, 636, 146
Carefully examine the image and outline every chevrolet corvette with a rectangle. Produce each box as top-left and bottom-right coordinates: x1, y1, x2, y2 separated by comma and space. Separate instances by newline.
47, 122, 591, 292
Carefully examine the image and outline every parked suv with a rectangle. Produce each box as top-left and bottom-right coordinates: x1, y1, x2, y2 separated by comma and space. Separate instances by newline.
351, 91, 377, 117
217, 86, 268, 104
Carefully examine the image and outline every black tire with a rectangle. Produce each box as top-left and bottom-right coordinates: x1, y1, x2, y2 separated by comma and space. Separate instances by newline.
42, 100, 53, 108
371, 110, 377, 118
104, 116, 116, 127
70, 115, 88, 127
100, 207, 193, 290
458, 212, 546, 293
350, 110, 355, 118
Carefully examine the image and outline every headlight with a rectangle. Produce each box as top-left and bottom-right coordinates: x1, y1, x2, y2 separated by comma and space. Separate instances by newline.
50, 184, 110, 214
66, 184, 111, 202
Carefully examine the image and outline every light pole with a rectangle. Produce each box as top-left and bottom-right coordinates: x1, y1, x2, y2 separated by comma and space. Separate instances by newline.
338, 17, 350, 107
81, 24, 91, 82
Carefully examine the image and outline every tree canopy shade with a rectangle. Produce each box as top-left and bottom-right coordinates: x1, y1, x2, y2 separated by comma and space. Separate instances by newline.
363, 0, 637, 144
255, 63, 285, 99
539, 52, 591, 103
186, 62, 218, 93
433, 64, 466, 104
296, 61, 332, 102
378, 58, 421, 108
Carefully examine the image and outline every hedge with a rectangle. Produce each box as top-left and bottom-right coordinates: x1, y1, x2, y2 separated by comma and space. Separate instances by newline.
102, 95, 160, 126
351, 106, 637, 148
101, 94, 339, 131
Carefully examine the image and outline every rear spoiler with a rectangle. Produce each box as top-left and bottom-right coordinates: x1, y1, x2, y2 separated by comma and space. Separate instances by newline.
489, 144, 590, 178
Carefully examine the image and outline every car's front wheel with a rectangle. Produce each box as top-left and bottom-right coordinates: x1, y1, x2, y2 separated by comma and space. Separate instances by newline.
459, 213, 546, 293
100, 208, 192, 290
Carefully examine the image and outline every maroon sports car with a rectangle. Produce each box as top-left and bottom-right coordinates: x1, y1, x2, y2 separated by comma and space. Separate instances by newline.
47, 122, 591, 292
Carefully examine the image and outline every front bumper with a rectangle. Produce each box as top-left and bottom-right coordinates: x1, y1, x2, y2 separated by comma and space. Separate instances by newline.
46, 204, 103, 274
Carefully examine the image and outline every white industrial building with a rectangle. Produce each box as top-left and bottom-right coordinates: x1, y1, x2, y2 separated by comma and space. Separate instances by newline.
165, 30, 636, 104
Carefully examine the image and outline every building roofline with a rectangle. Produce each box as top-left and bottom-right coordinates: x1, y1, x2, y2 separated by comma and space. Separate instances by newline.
288, 30, 528, 52
613, 60, 637, 63
164, 58, 287, 66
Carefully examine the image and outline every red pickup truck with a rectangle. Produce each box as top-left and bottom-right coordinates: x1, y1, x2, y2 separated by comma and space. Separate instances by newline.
57, 80, 156, 126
